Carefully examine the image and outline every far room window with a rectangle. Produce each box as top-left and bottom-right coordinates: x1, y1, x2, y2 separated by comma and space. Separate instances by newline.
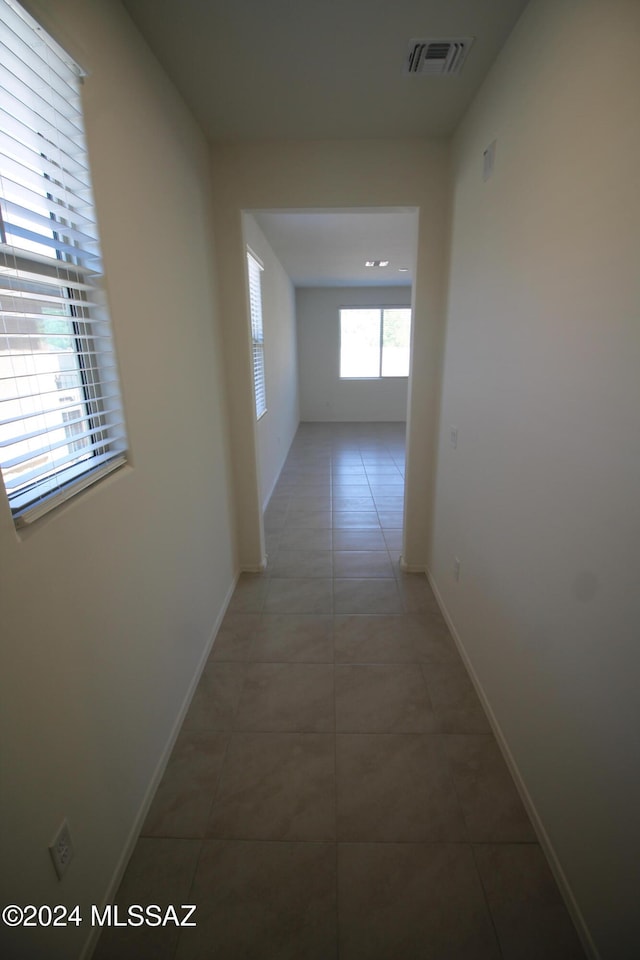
246, 249, 266, 419
339, 307, 411, 379
0, 0, 128, 526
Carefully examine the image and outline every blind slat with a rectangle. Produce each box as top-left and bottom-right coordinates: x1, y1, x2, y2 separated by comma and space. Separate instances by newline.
0, 389, 123, 428
0, 1, 82, 90
0, 124, 92, 196
1, 186, 98, 242
2, 412, 127, 471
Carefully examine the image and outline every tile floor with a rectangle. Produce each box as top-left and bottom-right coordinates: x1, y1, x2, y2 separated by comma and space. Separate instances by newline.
95, 423, 586, 959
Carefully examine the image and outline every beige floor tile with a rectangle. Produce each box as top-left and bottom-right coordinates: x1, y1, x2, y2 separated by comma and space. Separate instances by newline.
250, 614, 333, 662
264, 577, 333, 614
408, 610, 461, 663
264, 531, 281, 556
226, 573, 269, 613
333, 528, 387, 551
287, 495, 331, 510
331, 482, 371, 496
209, 613, 260, 661
336, 734, 467, 840
376, 510, 404, 528
364, 466, 402, 477
396, 572, 440, 612
334, 578, 403, 614
175, 840, 337, 960
235, 662, 335, 731
283, 507, 332, 529
207, 733, 335, 840
371, 495, 404, 509
338, 843, 500, 960
264, 502, 289, 532
473, 844, 586, 959
369, 479, 404, 500
278, 527, 333, 551
284, 483, 332, 499
422, 660, 492, 733
332, 465, 367, 476
335, 664, 438, 733
332, 495, 375, 510
182, 662, 246, 731
445, 735, 537, 841
269, 549, 332, 578
93, 838, 201, 960
333, 614, 417, 662
333, 511, 381, 529
382, 528, 403, 551
333, 551, 395, 579
141, 732, 228, 838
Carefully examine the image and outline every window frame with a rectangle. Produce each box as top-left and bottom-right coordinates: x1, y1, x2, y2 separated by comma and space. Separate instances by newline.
0, 0, 128, 527
338, 306, 412, 380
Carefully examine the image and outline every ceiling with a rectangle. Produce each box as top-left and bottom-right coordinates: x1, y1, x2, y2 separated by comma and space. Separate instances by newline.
251, 209, 419, 288
121, 1, 528, 287
122, 0, 529, 142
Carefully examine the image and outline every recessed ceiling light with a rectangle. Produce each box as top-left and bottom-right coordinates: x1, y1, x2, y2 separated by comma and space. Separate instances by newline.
365, 259, 389, 268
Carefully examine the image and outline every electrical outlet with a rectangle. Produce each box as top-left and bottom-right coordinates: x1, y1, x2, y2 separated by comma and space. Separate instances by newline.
49, 819, 74, 880
449, 427, 458, 449
453, 557, 461, 581
483, 140, 496, 181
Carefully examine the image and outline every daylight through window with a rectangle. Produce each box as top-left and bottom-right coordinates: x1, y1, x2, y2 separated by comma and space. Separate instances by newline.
0, 0, 128, 525
247, 249, 266, 419
339, 307, 411, 379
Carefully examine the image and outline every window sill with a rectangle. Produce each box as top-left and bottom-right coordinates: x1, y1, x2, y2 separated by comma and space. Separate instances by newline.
12, 455, 128, 529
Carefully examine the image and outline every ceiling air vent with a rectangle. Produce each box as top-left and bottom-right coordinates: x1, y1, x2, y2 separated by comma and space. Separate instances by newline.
404, 37, 474, 77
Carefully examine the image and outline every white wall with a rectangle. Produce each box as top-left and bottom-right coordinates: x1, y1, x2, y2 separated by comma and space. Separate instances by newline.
211, 140, 451, 570
296, 286, 411, 422
242, 214, 299, 509
431, 1, 640, 956
0, 2, 236, 958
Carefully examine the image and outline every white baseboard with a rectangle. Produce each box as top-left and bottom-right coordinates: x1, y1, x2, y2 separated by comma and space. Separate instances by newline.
240, 559, 267, 573
81, 571, 239, 960
399, 556, 428, 574
425, 568, 600, 960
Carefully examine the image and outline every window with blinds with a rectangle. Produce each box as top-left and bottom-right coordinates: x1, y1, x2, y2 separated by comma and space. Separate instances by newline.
0, 0, 128, 526
246, 249, 266, 420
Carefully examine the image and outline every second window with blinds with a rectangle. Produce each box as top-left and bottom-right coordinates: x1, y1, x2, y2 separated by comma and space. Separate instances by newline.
246, 249, 266, 420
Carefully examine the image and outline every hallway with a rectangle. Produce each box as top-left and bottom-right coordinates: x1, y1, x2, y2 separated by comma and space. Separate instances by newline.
95, 423, 585, 959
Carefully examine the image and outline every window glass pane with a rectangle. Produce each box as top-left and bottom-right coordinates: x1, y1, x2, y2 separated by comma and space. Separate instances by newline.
381, 308, 411, 377
340, 309, 380, 378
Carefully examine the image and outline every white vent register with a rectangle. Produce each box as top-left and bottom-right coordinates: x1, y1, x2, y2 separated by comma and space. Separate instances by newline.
404, 38, 474, 76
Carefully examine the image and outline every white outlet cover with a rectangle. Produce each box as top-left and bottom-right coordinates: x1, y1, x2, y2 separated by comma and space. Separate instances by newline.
49, 819, 74, 880
483, 140, 496, 181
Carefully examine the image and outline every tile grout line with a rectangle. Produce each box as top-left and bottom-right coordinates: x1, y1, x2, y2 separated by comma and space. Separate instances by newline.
171, 837, 204, 960
470, 842, 508, 960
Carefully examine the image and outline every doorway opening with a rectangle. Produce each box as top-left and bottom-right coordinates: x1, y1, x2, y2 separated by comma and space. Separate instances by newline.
241, 206, 418, 571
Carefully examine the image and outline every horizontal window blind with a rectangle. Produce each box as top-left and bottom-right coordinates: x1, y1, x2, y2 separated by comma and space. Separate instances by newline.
247, 250, 266, 419
0, 0, 127, 525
